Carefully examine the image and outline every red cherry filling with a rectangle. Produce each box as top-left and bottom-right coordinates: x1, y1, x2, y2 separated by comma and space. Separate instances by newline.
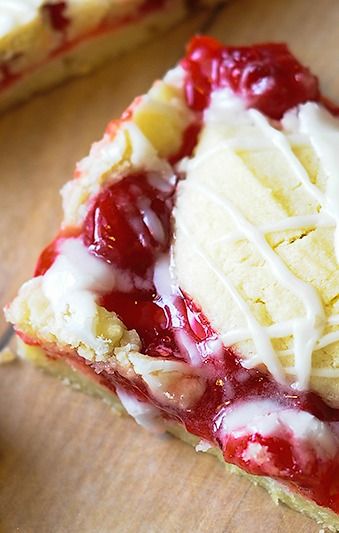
80, 271, 339, 512
169, 122, 201, 165
0, 52, 24, 91
83, 173, 175, 276
138, 0, 167, 15
30, 38, 339, 512
75, 169, 339, 510
222, 432, 339, 508
41, 1, 70, 32
34, 227, 80, 276
181, 36, 320, 119
78, 160, 339, 511
34, 166, 339, 510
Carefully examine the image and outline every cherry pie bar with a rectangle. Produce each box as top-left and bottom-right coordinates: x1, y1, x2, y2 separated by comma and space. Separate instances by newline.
0, 0, 218, 111
6, 36, 339, 529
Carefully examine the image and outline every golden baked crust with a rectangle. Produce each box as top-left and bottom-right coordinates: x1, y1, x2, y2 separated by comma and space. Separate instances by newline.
18, 339, 339, 532
0, 0, 218, 112
5, 37, 339, 529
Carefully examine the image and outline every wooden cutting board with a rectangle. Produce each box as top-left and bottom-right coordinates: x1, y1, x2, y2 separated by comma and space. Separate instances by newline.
1, 1, 339, 531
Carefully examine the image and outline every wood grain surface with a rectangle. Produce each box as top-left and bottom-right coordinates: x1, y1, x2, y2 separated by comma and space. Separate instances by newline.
1, 1, 339, 531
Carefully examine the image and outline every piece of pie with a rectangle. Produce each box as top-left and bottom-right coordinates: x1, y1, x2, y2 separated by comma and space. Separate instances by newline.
5, 35, 339, 529
0, 0, 218, 112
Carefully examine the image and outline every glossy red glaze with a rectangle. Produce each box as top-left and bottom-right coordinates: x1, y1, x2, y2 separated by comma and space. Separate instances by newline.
96, 255, 339, 512
79, 169, 339, 511
34, 227, 80, 276
31, 38, 339, 512
181, 36, 321, 119
42, 2, 70, 32
83, 173, 175, 276
0, 60, 20, 91
35, 238, 60, 277
222, 432, 339, 510
169, 122, 201, 165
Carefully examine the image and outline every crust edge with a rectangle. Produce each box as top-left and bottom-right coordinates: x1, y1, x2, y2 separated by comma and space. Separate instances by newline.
17, 339, 339, 532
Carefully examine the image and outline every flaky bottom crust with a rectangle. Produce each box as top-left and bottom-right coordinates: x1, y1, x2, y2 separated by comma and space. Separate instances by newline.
17, 339, 339, 532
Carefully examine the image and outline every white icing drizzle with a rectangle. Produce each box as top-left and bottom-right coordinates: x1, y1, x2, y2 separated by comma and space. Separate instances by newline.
250, 105, 339, 261
137, 197, 166, 245
221, 319, 297, 345
211, 213, 334, 245
222, 324, 339, 356
177, 216, 286, 383
192, 182, 325, 390
153, 253, 224, 367
216, 399, 337, 460
177, 91, 339, 389
153, 254, 174, 297
128, 352, 206, 410
249, 108, 328, 204
41, 238, 115, 359
285, 367, 339, 379
175, 329, 202, 367
298, 103, 339, 261
115, 387, 164, 433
